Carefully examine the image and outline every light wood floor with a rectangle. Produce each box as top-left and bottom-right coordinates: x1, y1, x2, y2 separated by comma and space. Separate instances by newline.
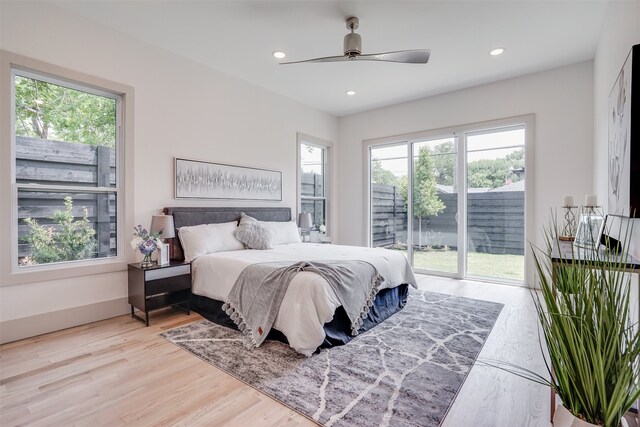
0, 275, 550, 426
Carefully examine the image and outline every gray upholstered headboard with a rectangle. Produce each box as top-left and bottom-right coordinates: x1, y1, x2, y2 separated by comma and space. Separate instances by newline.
163, 206, 292, 261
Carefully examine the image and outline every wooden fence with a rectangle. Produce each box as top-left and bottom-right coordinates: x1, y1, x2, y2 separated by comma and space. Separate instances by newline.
17, 136, 117, 261
430, 192, 525, 255
300, 172, 325, 226
372, 184, 407, 247
371, 184, 525, 255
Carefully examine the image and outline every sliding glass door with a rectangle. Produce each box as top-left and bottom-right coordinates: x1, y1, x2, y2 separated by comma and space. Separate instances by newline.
411, 137, 460, 275
369, 135, 461, 278
368, 119, 528, 284
466, 126, 525, 282
370, 144, 409, 257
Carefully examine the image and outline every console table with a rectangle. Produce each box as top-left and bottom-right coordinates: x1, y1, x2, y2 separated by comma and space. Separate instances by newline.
550, 240, 640, 273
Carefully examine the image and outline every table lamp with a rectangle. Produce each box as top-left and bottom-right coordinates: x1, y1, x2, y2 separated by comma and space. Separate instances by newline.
298, 212, 313, 242
150, 214, 175, 264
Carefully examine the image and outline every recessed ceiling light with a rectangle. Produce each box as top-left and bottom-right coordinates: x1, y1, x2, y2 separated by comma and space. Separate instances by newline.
490, 48, 505, 56
346, 90, 356, 96
273, 51, 286, 59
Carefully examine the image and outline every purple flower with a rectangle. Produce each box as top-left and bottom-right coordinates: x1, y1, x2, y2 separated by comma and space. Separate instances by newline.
132, 225, 162, 255
139, 239, 157, 255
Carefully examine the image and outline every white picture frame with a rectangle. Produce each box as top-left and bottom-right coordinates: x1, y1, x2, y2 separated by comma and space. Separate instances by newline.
157, 244, 170, 266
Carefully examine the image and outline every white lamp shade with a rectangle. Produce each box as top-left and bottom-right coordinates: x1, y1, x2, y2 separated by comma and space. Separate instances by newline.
150, 214, 175, 239
298, 212, 313, 228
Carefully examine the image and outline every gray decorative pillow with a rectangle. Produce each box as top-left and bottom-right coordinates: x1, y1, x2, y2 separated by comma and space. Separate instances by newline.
233, 213, 273, 250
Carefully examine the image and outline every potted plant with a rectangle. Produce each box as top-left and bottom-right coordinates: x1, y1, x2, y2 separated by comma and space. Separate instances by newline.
491, 221, 640, 427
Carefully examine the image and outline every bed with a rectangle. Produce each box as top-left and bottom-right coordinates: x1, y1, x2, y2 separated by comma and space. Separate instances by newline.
164, 206, 417, 356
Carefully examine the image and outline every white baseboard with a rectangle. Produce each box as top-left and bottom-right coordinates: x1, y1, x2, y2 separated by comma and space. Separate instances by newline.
0, 297, 129, 344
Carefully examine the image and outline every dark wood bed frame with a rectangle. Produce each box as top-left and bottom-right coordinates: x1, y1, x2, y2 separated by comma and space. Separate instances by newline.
163, 206, 292, 261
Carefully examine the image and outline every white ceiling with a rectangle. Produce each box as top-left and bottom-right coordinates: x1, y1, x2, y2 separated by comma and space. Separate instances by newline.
54, 0, 608, 117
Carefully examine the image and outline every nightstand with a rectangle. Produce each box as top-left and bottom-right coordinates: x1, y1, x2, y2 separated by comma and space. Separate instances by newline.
128, 261, 192, 326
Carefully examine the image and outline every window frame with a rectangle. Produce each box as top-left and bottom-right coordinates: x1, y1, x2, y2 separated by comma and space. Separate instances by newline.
1, 51, 135, 286
296, 133, 332, 235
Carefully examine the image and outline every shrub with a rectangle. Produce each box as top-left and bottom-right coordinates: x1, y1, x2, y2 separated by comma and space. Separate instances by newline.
22, 197, 96, 265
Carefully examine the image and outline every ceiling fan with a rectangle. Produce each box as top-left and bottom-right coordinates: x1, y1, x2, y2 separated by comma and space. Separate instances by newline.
280, 17, 430, 65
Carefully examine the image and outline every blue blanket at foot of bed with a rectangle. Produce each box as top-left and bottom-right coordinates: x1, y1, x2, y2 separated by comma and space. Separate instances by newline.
189, 283, 409, 351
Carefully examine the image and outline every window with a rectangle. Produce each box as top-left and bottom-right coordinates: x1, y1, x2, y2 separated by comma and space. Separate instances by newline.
12, 68, 122, 270
298, 134, 331, 232
1, 53, 133, 285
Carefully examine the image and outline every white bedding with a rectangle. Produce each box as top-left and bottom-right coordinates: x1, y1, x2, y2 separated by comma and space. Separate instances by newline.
192, 243, 417, 356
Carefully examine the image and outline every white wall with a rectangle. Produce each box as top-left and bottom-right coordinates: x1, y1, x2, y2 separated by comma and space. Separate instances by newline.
337, 61, 594, 286
0, 1, 338, 341
593, 0, 640, 259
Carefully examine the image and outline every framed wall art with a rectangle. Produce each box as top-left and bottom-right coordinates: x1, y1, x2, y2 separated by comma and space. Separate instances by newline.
608, 43, 640, 218
175, 158, 282, 201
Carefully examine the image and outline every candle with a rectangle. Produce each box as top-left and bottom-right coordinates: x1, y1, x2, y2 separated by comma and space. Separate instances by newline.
584, 194, 597, 207
563, 195, 574, 207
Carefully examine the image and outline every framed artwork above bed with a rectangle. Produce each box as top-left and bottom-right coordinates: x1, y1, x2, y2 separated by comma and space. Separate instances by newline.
608, 44, 639, 218
174, 158, 282, 201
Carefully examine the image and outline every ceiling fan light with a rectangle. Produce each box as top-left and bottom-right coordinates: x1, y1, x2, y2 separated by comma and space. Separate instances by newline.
490, 48, 505, 56
273, 51, 286, 59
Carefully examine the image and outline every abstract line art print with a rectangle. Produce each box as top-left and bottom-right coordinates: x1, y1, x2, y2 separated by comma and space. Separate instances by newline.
175, 158, 282, 201
608, 44, 639, 218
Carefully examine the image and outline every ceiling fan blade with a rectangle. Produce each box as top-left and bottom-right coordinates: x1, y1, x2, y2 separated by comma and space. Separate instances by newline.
279, 55, 350, 65
358, 49, 430, 64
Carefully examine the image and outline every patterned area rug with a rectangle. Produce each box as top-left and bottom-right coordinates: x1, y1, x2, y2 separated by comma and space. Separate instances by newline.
161, 289, 503, 427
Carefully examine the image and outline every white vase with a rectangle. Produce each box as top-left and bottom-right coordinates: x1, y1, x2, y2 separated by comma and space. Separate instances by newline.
553, 405, 630, 427
553, 405, 599, 427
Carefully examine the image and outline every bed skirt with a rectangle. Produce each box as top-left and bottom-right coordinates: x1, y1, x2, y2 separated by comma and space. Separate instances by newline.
189, 283, 410, 351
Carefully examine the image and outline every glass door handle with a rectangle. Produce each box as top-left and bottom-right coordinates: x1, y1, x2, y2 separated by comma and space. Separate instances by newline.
455, 212, 459, 223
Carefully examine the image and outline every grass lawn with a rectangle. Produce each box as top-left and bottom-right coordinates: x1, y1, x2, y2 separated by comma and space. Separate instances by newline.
396, 249, 524, 282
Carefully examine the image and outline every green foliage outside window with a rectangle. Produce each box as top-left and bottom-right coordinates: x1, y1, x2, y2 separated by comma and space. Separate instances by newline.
467, 149, 524, 189
411, 147, 446, 218
14, 75, 116, 147
371, 160, 401, 186
401, 147, 446, 248
21, 197, 96, 265
430, 140, 456, 186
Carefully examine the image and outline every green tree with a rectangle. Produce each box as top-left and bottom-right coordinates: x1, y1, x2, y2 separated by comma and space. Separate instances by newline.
412, 147, 446, 248
14, 75, 116, 147
425, 142, 525, 190
467, 148, 524, 189
371, 160, 400, 186
431, 141, 456, 186
22, 197, 96, 265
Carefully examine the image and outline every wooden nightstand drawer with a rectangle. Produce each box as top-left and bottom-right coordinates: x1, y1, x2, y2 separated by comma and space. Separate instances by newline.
145, 264, 191, 281
146, 274, 191, 296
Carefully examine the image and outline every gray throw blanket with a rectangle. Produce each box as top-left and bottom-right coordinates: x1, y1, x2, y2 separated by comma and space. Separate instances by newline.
222, 260, 383, 349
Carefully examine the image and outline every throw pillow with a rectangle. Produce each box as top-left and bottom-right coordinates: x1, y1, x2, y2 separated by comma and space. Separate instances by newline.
234, 213, 273, 250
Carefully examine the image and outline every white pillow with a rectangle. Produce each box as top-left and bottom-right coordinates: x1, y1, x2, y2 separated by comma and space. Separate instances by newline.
263, 221, 302, 245
178, 221, 244, 261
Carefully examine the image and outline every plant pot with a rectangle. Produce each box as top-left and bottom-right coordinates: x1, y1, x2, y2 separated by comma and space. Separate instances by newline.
553, 405, 631, 427
553, 405, 599, 427
554, 405, 603, 427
